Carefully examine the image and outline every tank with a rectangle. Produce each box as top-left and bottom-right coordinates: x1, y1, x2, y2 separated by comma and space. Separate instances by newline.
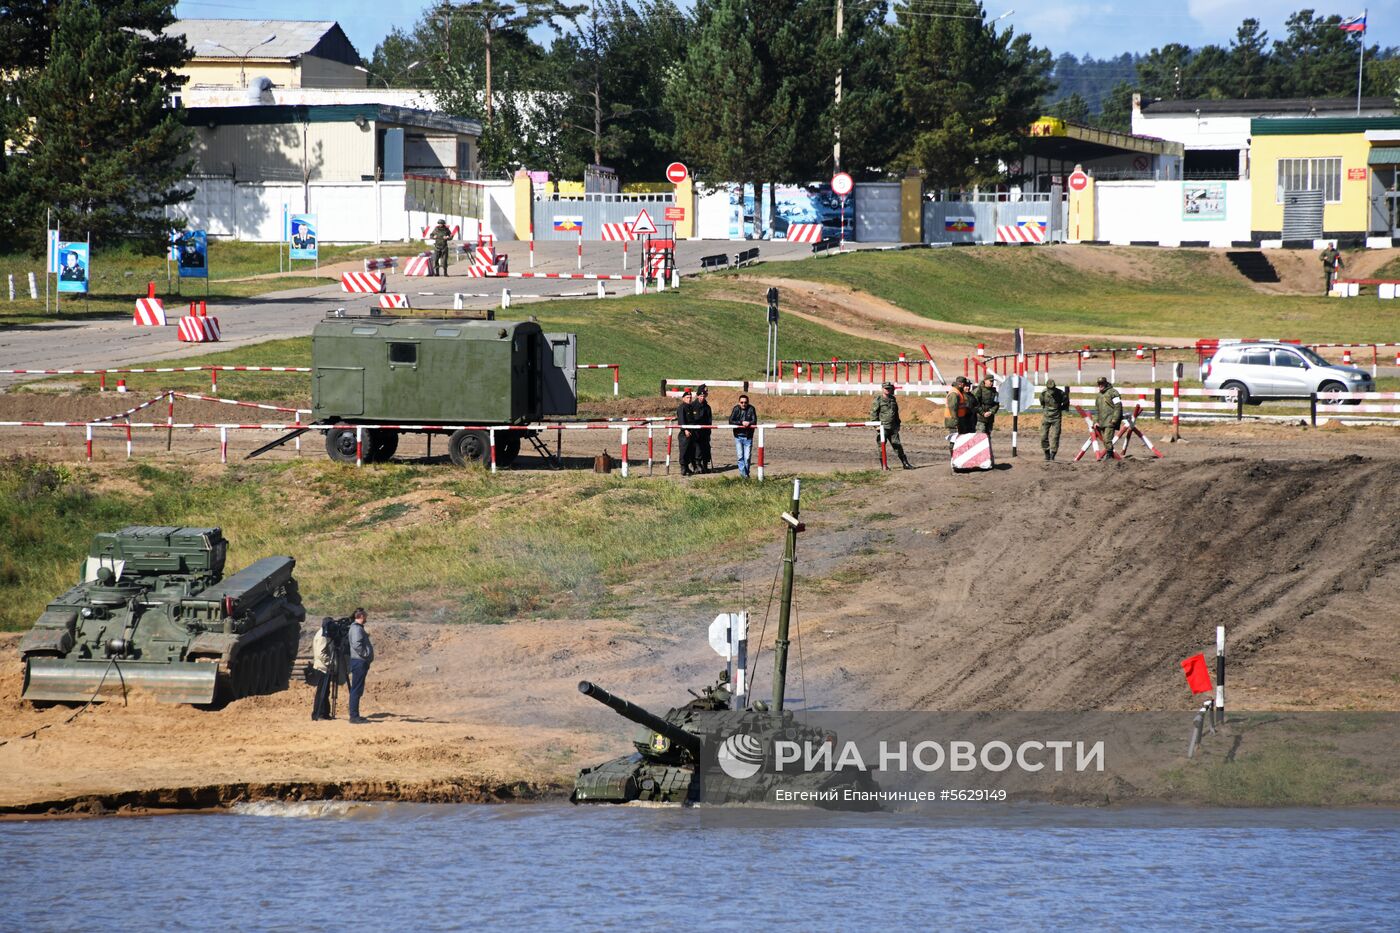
572, 675, 880, 806
574, 479, 880, 807
19, 526, 305, 706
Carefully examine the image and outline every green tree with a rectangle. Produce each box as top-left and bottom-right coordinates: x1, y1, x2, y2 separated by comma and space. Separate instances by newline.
1050, 92, 1091, 124
1096, 80, 1134, 133
1228, 19, 1273, 98
0, 0, 193, 251
1135, 43, 1194, 99
893, 0, 1051, 190
829, 0, 902, 176
1270, 9, 1376, 98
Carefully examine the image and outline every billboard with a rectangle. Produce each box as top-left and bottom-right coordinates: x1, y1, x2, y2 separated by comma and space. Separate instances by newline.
289, 213, 318, 260
727, 183, 852, 240
175, 230, 208, 279
56, 242, 89, 294
1183, 183, 1226, 221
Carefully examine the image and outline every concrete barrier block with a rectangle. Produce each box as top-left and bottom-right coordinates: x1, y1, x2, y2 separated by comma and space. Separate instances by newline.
1367, 236, 1395, 249
1380, 283, 1396, 300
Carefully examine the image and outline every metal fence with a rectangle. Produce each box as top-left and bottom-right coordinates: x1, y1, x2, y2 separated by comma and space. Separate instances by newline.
532, 193, 675, 241
923, 197, 1061, 245
405, 174, 485, 221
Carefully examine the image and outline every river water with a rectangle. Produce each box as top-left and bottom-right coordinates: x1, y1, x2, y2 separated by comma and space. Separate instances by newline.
2, 803, 1397, 930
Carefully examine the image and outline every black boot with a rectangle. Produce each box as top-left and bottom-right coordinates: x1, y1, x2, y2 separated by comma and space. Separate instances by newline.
899, 454, 913, 470
1044, 449, 1052, 461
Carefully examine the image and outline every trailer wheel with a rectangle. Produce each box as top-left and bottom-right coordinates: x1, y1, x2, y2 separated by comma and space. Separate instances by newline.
497, 435, 522, 468
448, 429, 489, 467
368, 429, 399, 462
325, 428, 360, 463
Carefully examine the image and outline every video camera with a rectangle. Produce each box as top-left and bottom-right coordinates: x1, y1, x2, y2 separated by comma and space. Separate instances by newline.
325, 616, 354, 648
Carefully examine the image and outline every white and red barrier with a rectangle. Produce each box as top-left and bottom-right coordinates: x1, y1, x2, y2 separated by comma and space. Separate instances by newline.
421, 224, 461, 239
785, 224, 823, 244
950, 433, 994, 471
134, 297, 166, 326
177, 315, 221, 342
483, 271, 638, 281
601, 223, 631, 241
996, 222, 1046, 244
379, 293, 411, 309
363, 257, 398, 272
341, 271, 386, 293
577, 363, 621, 397
403, 255, 433, 277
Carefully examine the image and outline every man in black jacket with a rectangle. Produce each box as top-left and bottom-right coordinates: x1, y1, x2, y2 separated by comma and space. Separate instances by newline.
728, 393, 758, 478
347, 608, 374, 724
675, 389, 695, 475
692, 386, 714, 473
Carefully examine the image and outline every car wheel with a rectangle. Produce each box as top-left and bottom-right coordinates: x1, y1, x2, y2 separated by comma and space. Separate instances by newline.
324, 428, 360, 463
1221, 380, 1251, 406
448, 429, 489, 467
1318, 381, 1358, 405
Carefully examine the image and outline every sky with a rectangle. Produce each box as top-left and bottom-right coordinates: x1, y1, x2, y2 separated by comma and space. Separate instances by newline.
174, 0, 1400, 63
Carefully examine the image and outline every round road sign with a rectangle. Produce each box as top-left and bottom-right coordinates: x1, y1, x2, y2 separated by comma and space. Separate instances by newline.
1068, 170, 1090, 192
831, 171, 854, 196
666, 162, 689, 184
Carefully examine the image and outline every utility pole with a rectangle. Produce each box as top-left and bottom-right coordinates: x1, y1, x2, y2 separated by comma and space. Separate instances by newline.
833, 0, 843, 171
591, 0, 602, 165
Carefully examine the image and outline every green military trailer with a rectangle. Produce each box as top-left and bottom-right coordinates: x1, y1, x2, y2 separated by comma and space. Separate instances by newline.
283, 317, 576, 467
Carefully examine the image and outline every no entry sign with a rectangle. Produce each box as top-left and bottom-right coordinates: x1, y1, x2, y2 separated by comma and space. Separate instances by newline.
1068, 170, 1090, 192
831, 172, 854, 196
666, 162, 689, 184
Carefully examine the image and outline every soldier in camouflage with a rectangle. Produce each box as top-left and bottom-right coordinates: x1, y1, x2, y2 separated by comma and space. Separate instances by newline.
1039, 378, 1068, 461
871, 382, 912, 469
1094, 376, 1124, 458
973, 375, 1000, 434
430, 219, 453, 277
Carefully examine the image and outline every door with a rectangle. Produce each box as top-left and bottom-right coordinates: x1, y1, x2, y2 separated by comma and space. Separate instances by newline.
540, 333, 577, 417
314, 367, 364, 417
1238, 347, 1276, 395
1271, 348, 1310, 396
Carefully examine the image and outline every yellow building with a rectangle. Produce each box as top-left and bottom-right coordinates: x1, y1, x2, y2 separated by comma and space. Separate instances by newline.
1250, 116, 1400, 242
165, 19, 366, 89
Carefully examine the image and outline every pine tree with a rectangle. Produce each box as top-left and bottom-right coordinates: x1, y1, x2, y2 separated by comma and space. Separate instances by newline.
1228, 19, 1272, 98
1, 0, 193, 251
893, 0, 1051, 191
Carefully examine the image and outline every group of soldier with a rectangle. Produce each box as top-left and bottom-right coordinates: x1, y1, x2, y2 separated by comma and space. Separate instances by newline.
934, 373, 1123, 462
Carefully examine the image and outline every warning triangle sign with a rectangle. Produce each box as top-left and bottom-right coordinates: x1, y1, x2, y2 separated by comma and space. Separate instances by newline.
630, 208, 658, 235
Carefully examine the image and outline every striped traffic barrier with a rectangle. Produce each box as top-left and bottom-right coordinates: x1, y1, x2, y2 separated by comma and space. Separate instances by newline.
134, 296, 166, 326
484, 271, 639, 281
379, 293, 411, 309
785, 223, 823, 243
340, 271, 386, 293
403, 255, 433, 277
177, 315, 221, 342
950, 432, 993, 472
363, 257, 398, 272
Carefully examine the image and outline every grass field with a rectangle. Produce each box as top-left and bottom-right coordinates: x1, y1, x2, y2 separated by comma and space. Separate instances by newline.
0, 241, 378, 325
26, 291, 903, 402
766, 248, 1400, 344
0, 455, 870, 631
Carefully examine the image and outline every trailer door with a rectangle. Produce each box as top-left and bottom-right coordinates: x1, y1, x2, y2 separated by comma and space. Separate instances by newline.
541, 333, 577, 417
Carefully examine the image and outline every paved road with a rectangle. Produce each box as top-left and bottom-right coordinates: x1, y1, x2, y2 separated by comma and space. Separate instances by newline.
0, 239, 868, 389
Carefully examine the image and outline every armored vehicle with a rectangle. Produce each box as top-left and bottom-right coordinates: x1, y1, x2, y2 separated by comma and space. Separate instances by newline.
306, 317, 577, 467
20, 527, 305, 706
574, 480, 879, 806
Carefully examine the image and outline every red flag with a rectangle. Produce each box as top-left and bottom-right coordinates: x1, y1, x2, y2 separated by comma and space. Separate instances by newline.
1180, 653, 1213, 694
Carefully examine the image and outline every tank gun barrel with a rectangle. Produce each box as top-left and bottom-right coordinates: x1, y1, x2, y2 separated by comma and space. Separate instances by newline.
578, 681, 700, 757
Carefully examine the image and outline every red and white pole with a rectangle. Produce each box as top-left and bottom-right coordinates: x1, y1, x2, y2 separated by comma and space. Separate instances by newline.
86, 424, 93, 461
355, 425, 363, 467
755, 426, 765, 481
647, 424, 654, 474
577, 228, 583, 271
879, 424, 888, 470
1172, 362, 1182, 441
612, 365, 620, 397
665, 426, 673, 473
220, 427, 228, 464
1216, 625, 1226, 722
529, 221, 535, 268
125, 421, 132, 460
619, 427, 629, 477
211, 367, 218, 395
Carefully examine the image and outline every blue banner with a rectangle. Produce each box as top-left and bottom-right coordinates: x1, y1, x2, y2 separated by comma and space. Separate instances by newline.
289, 213, 318, 260
175, 230, 208, 278
56, 242, 89, 294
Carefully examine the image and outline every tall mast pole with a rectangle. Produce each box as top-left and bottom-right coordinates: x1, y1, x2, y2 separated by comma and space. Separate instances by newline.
772, 478, 803, 711
833, 0, 843, 171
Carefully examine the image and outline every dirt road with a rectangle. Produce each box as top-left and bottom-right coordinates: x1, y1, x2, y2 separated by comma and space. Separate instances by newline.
3, 420, 1399, 813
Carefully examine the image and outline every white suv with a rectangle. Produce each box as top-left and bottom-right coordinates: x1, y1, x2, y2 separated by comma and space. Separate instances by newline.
1203, 342, 1374, 404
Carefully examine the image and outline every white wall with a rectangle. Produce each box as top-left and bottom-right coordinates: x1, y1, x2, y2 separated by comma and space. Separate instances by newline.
1092, 180, 1252, 246
173, 178, 519, 243
696, 186, 732, 239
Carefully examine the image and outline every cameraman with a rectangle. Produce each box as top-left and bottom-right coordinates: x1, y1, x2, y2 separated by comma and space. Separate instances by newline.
310, 617, 346, 721
347, 608, 374, 724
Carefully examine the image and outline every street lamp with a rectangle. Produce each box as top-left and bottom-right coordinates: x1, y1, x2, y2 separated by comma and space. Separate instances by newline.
203, 34, 277, 87
354, 60, 423, 88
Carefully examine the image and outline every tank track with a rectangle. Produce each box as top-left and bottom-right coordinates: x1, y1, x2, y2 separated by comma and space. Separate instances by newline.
216, 622, 301, 703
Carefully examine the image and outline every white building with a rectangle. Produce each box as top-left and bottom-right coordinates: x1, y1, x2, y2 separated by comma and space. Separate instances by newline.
1131, 94, 1396, 180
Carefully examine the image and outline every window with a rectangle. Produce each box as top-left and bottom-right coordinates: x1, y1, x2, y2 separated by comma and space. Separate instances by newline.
1273, 349, 1306, 368
388, 342, 418, 365
1215, 348, 1242, 364
1276, 157, 1342, 203
1241, 349, 1272, 366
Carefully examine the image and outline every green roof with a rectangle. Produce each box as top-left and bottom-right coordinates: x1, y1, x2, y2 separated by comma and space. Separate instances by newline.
1251, 116, 1400, 135
1368, 147, 1400, 164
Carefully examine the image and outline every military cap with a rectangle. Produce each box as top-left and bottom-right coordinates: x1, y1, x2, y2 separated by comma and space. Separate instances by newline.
882, 381, 895, 390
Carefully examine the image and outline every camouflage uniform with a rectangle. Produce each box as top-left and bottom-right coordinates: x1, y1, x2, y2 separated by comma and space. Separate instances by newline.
944, 379, 975, 435
1039, 380, 1067, 460
871, 386, 911, 469
973, 380, 1000, 434
1094, 380, 1124, 456
430, 220, 453, 276
1321, 245, 1341, 295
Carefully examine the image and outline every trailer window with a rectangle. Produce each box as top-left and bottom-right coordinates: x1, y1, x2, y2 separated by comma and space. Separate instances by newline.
388, 342, 418, 365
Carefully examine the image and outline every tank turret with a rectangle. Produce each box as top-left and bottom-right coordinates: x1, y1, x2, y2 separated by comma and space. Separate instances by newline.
577, 681, 701, 761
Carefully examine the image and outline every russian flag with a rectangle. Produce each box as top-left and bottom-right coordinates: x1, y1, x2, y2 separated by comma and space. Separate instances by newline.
1340, 11, 1367, 32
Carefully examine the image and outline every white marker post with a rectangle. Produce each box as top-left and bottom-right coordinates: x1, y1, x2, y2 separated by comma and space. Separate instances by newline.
709, 611, 749, 710
1216, 625, 1226, 724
